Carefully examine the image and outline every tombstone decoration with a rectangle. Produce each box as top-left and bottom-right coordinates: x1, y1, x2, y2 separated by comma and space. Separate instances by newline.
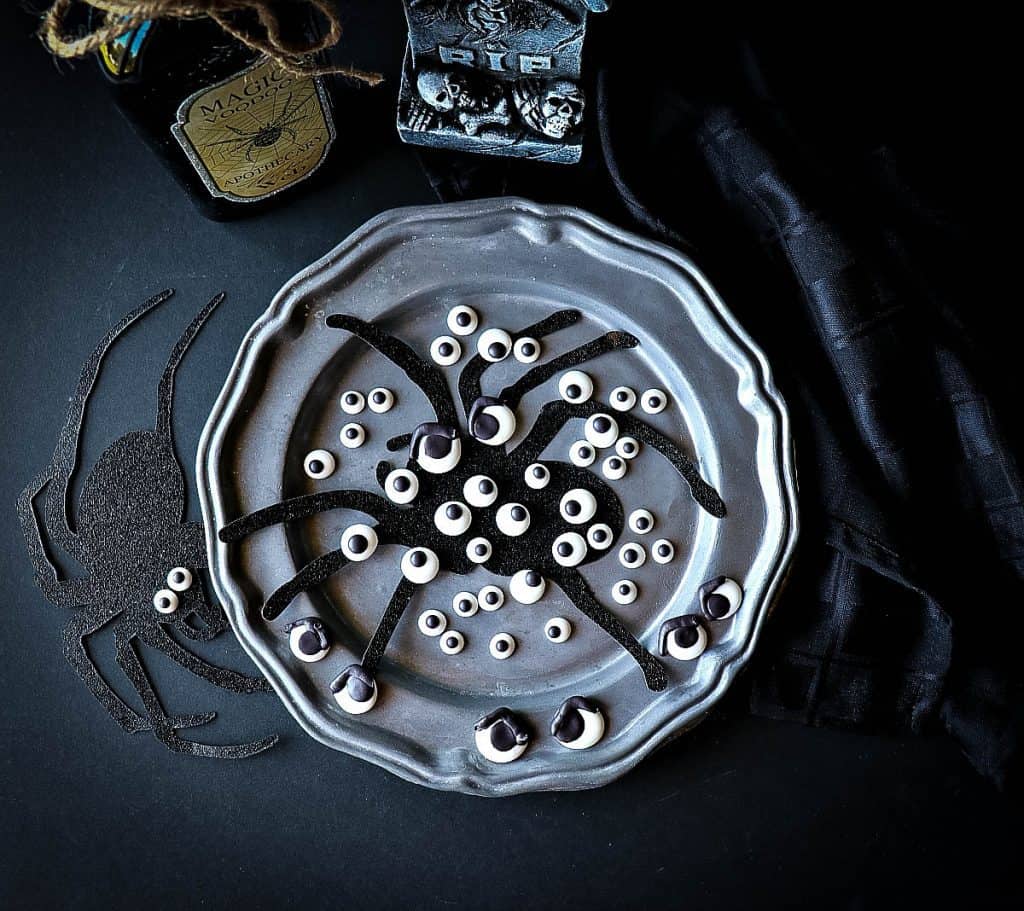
397, 1, 610, 163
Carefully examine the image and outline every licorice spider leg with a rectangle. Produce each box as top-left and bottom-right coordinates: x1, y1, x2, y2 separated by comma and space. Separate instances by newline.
263, 547, 358, 621
219, 490, 395, 543
360, 576, 418, 676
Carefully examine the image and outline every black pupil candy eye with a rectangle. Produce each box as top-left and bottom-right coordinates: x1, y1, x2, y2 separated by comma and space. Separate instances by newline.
532, 466, 545, 478
676, 626, 699, 647
526, 571, 540, 586
373, 392, 385, 403
593, 529, 607, 542
439, 342, 453, 356
446, 636, 459, 647
594, 417, 611, 433
610, 459, 622, 469
619, 584, 630, 595
308, 460, 323, 473
659, 544, 670, 556
706, 593, 729, 618
479, 479, 493, 494
446, 504, 462, 520
345, 394, 358, 404
511, 506, 526, 521
488, 342, 506, 359
394, 476, 410, 491
566, 384, 580, 398
624, 443, 635, 453
298, 630, 320, 653
557, 542, 573, 557
637, 517, 649, 529
580, 447, 591, 458
565, 501, 581, 517
547, 626, 558, 638
411, 551, 427, 567
626, 549, 638, 562
521, 343, 535, 355
617, 391, 628, 401
475, 543, 488, 556
346, 428, 358, 438
423, 435, 451, 459
458, 600, 471, 612
486, 592, 498, 604
426, 614, 439, 628
349, 535, 368, 554
456, 312, 470, 326
495, 639, 508, 652
650, 396, 661, 407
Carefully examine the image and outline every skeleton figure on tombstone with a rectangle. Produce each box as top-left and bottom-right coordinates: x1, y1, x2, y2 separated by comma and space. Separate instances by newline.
415, 67, 512, 135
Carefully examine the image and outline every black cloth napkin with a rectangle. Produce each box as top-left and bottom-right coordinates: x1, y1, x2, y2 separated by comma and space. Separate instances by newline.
414, 24, 1021, 789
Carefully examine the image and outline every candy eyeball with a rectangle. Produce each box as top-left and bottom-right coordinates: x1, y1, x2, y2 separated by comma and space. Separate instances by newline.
466, 537, 493, 564
286, 618, 330, 662
513, 337, 540, 363
551, 696, 605, 750
434, 500, 472, 537
166, 567, 193, 592
430, 335, 462, 366
469, 396, 516, 446
559, 370, 593, 404
478, 328, 512, 362
602, 455, 628, 480
339, 422, 365, 449
609, 386, 637, 411
384, 468, 419, 504
440, 630, 466, 655
474, 708, 529, 763
552, 532, 587, 567
699, 576, 743, 620
586, 523, 613, 550
418, 609, 448, 637
641, 388, 668, 414
367, 387, 394, 413
340, 390, 365, 415
411, 422, 461, 474
331, 664, 378, 715
496, 502, 531, 537
510, 569, 546, 604
341, 523, 379, 562
584, 413, 619, 448
524, 462, 550, 489
489, 632, 516, 659
452, 591, 479, 618
652, 539, 676, 564
628, 509, 655, 534
659, 616, 708, 661
464, 474, 498, 507
569, 440, 596, 467
402, 547, 440, 584
544, 617, 572, 643
478, 584, 505, 611
303, 449, 335, 480
447, 305, 478, 336
615, 436, 640, 460
612, 580, 638, 605
560, 489, 597, 525
619, 543, 646, 569
153, 589, 178, 614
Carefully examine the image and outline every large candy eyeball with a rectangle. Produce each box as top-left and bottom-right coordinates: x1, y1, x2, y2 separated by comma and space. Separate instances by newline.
569, 440, 596, 467
466, 537, 492, 564
552, 532, 587, 567
496, 502, 531, 537
402, 547, 440, 584
478, 585, 505, 611
384, 468, 419, 504
447, 305, 478, 336
489, 632, 516, 659
434, 501, 472, 537
652, 539, 676, 564
411, 422, 462, 474
602, 455, 628, 480
478, 328, 512, 362
341, 523, 378, 562
452, 591, 479, 618
659, 616, 708, 661
469, 396, 516, 446
628, 509, 655, 535
153, 589, 178, 614
619, 543, 646, 569
166, 567, 193, 592
510, 569, 546, 604
286, 618, 330, 662
544, 617, 572, 643
339, 422, 365, 449
641, 388, 668, 414
524, 463, 550, 489
303, 449, 335, 480
340, 390, 365, 415
440, 630, 466, 655
699, 576, 743, 620
474, 708, 529, 763
584, 413, 619, 448
331, 664, 377, 715
430, 335, 462, 366
609, 386, 636, 411
513, 337, 540, 363
560, 489, 597, 525
586, 523, 613, 550
615, 436, 640, 460
367, 387, 394, 413
559, 370, 593, 403
612, 579, 638, 605
551, 696, 605, 750
464, 474, 498, 507
418, 609, 448, 637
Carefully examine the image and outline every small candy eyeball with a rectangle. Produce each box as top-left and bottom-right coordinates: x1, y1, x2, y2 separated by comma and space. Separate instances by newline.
367, 387, 394, 413
452, 591, 479, 618
474, 708, 530, 763
559, 370, 593, 404
434, 500, 472, 537
384, 468, 419, 504
615, 435, 640, 460
628, 509, 655, 535
659, 616, 708, 661
510, 569, 546, 604
430, 335, 462, 366
341, 523, 379, 562
153, 589, 179, 614
551, 696, 605, 750
166, 567, 193, 592
469, 396, 516, 446
286, 617, 330, 662
524, 462, 550, 490
569, 440, 596, 467
478, 328, 512, 362
340, 390, 365, 415
418, 609, 448, 637
440, 630, 466, 655
552, 532, 588, 567
619, 543, 646, 569
609, 386, 637, 412
331, 664, 378, 715
584, 412, 619, 448
402, 547, 440, 584
560, 488, 597, 524
544, 617, 572, 643
411, 422, 462, 474
641, 388, 668, 414
513, 337, 541, 363
464, 474, 498, 508
602, 455, 628, 480
303, 449, 336, 480
699, 576, 743, 620
496, 502, 531, 537
612, 580, 638, 605
447, 305, 479, 336
586, 523, 613, 550
466, 537, 493, 564
489, 632, 516, 659
652, 539, 676, 564
339, 422, 366, 449
478, 584, 505, 611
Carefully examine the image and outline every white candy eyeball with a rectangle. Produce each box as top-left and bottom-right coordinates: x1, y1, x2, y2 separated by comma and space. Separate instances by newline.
367, 387, 394, 413
612, 580, 638, 605
430, 335, 462, 366
510, 569, 546, 604
440, 630, 466, 655
402, 547, 440, 584
489, 632, 516, 659
478, 584, 505, 611
551, 696, 606, 750
560, 488, 597, 525
434, 500, 472, 537
447, 305, 478, 336
452, 591, 479, 618
524, 462, 550, 489
615, 436, 640, 460
544, 617, 572, 643
469, 398, 516, 446
331, 665, 377, 715
341, 523, 379, 562
384, 468, 419, 504
552, 532, 587, 567
339, 422, 365, 449
412, 425, 462, 474
340, 390, 364, 415
478, 328, 512, 362
287, 618, 330, 662
584, 413, 619, 448
466, 537, 493, 564
619, 543, 646, 569
513, 337, 541, 363
569, 440, 596, 467
699, 576, 744, 620
609, 386, 637, 411
602, 455, 628, 480
586, 523, 613, 550
641, 388, 668, 414
559, 370, 593, 403
166, 567, 193, 592
303, 449, 335, 480
629, 509, 655, 534
496, 502, 531, 537
652, 539, 676, 564
153, 589, 178, 614
474, 709, 530, 763
659, 616, 708, 661
418, 609, 448, 637
464, 474, 498, 507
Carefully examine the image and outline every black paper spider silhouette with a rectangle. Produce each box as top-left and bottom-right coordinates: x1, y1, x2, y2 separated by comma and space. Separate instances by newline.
219, 308, 725, 708
204, 91, 311, 162
17, 290, 278, 759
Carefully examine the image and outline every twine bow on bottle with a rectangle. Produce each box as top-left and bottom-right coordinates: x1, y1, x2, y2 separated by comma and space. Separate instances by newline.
40, 0, 384, 84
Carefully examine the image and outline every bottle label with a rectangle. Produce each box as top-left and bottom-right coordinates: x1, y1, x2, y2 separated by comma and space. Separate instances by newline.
171, 58, 335, 203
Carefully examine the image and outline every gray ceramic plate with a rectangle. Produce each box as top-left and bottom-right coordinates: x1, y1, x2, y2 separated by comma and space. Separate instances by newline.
197, 197, 798, 795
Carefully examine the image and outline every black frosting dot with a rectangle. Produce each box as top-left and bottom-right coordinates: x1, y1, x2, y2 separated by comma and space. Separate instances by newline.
307, 459, 323, 474
520, 342, 536, 356
345, 427, 359, 439
410, 550, 427, 568
475, 542, 489, 556
705, 593, 730, 619
525, 571, 541, 587
372, 390, 386, 404
648, 395, 662, 408
546, 625, 559, 639
625, 549, 639, 563
479, 478, 494, 494
532, 465, 546, 478
578, 446, 592, 458
592, 528, 608, 543
438, 341, 454, 357
393, 475, 411, 492
457, 599, 472, 613
488, 342, 507, 360
593, 416, 611, 433
348, 534, 368, 554
297, 630, 322, 655
566, 384, 581, 399
485, 591, 500, 605
636, 516, 650, 530
619, 583, 631, 595
445, 504, 463, 520
344, 393, 359, 405
156, 595, 172, 609
676, 625, 700, 648
494, 638, 509, 652
564, 500, 581, 517
171, 570, 186, 584
557, 542, 573, 557
622, 441, 636, 454
616, 390, 629, 401
425, 613, 440, 629
491, 722, 516, 751
475, 413, 499, 439
445, 635, 460, 648
455, 311, 471, 327
348, 677, 373, 702
510, 505, 527, 522
658, 543, 671, 557
609, 458, 623, 470
423, 435, 451, 459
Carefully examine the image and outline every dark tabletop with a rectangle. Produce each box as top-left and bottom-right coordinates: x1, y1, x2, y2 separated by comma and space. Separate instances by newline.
0, 6, 1018, 909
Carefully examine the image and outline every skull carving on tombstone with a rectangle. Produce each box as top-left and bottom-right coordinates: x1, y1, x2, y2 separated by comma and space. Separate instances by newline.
513, 78, 585, 139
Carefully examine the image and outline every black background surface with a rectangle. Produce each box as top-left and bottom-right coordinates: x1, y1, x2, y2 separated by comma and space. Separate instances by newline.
1, 5, 1018, 908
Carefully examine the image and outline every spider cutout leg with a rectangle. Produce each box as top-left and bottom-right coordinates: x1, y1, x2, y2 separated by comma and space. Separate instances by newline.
360, 576, 418, 676
139, 624, 272, 695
